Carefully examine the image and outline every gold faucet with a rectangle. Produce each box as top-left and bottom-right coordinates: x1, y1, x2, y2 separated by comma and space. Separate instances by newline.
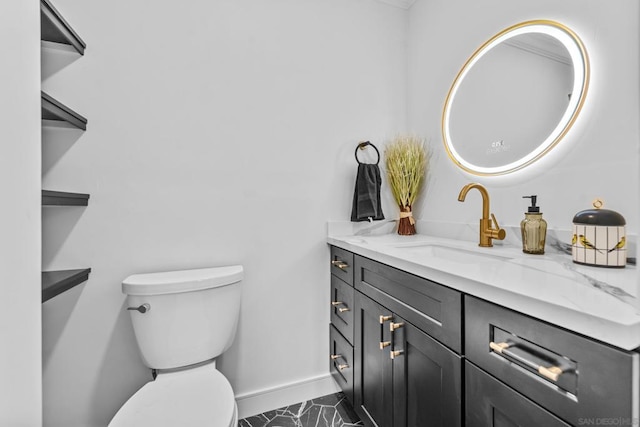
458, 183, 506, 247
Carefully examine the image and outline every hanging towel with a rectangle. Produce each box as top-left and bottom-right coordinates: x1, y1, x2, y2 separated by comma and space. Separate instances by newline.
351, 142, 385, 222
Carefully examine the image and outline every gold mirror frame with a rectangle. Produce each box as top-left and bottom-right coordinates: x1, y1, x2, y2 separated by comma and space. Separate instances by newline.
442, 20, 590, 176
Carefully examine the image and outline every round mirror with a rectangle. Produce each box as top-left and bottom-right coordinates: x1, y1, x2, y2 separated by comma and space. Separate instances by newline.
442, 20, 590, 176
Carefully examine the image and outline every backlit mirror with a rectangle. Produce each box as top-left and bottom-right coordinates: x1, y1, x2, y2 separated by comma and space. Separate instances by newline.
442, 20, 590, 176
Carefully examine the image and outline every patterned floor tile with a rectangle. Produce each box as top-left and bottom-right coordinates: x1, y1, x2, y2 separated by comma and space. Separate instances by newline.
238, 392, 363, 427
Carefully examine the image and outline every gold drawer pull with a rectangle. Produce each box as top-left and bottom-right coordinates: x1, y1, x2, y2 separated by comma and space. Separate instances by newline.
338, 364, 349, 371
379, 341, 391, 350
331, 301, 349, 312
390, 322, 404, 332
490, 341, 565, 382
331, 260, 349, 270
489, 341, 511, 354
330, 354, 341, 360
390, 350, 404, 359
379, 315, 393, 324
538, 366, 564, 382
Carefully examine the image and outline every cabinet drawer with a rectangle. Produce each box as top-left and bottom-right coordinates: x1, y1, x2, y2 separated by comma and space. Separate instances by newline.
331, 275, 354, 344
330, 324, 354, 404
466, 362, 571, 427
354, 255, 462, 353
330, 246, 354, 286
465, 296, 639, 425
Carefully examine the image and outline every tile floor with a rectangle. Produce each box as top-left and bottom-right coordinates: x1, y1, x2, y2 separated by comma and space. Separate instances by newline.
238, 392, 363, 427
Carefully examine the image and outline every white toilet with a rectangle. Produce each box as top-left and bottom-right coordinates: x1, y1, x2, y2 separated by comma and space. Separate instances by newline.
108, 265, 243, 427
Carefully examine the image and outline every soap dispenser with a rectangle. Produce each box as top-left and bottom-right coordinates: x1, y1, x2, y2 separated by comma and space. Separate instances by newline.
521, 195, 547, 254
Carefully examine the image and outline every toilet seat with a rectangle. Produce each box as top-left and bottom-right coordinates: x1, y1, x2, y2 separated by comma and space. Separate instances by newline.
108, 363, 236, 427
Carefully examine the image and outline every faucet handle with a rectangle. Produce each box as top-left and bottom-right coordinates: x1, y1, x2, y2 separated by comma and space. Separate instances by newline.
489, 214, 507, 240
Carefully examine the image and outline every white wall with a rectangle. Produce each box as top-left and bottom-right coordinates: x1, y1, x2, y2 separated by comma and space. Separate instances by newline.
41, 0, 407, 425
0, 1, 42, 426
408, 0, 639, 238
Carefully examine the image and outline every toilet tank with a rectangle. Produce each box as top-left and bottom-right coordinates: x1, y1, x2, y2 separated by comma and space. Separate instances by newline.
122, 266, 243, 370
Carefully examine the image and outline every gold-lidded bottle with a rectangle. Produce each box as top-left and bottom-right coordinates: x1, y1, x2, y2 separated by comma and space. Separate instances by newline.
521, 195, 547, 254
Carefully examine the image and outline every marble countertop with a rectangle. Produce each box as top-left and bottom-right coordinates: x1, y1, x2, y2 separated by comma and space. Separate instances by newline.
327, 221, 640, 351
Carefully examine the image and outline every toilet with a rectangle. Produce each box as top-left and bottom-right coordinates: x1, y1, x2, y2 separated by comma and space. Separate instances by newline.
108, 265, 243, 427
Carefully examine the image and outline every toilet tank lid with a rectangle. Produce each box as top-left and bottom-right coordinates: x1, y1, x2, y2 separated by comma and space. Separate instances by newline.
122, 265, 243, 296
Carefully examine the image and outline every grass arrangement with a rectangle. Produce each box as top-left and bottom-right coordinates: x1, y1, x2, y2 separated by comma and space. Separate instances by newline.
384, 135, 430, 234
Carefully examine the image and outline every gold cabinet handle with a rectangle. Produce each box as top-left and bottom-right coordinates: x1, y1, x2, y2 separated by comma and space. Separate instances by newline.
390, 350, 404, 359
331, 260, 349, 270
538, 366, 564, 382
390, 322, 404, 332
379, 341, 391, 350
489, 341, 511, 354
379, 315, 393, 324
331, 301, 349, 312
330, 354, 341, 360
338, 364, 349, 371
490, 341, 565, 382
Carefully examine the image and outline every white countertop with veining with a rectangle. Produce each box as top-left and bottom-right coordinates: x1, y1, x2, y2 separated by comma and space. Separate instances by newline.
327, 221, 640, 351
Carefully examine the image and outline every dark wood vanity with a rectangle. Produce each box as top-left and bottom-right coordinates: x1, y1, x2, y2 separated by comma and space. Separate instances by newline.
329, 245, 639, 427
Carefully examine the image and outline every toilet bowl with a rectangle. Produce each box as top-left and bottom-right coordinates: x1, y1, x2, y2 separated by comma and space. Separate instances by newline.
108, 362, 237, 427
108, 266, 243, 427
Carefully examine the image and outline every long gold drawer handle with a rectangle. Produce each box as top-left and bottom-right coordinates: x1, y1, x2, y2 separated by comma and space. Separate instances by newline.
331, 301, 343, 306
330, 354, 341, 360
331, 260, 349, 270
538, 366, 564, 382
338, 307, 350, 313
379, 341, 391, 350
338, 364, 349, 371
490, 341, 564, 382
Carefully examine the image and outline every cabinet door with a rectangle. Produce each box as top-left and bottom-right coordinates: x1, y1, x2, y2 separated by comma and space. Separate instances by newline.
466, 362, 571, 427
392, 316, 462, 427
354, 292, 393, 427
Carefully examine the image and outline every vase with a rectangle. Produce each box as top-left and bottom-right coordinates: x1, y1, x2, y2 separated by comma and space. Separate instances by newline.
398, 205, 416, 235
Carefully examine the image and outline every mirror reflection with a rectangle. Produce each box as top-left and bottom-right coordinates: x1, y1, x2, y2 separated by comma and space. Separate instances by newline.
442, 21, 589, 176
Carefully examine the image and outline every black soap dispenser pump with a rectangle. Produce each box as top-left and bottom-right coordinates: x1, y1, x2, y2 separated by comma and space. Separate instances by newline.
521, 195, 547, 254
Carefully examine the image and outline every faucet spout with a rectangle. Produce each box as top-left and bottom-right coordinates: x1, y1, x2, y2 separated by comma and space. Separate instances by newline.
458, 183, 490, 219
457, 183, 506, 247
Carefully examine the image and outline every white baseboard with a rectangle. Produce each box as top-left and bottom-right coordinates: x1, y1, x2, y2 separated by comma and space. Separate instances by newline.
235, 373, 340, 420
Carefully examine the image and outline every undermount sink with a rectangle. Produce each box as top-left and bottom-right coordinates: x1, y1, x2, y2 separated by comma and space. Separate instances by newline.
391, 242, 513, 264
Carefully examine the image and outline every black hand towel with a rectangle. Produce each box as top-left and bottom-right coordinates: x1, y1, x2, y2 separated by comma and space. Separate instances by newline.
351, 142, 384, 222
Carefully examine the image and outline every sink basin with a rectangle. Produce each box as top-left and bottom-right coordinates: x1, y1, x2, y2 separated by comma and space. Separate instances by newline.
391, 242, 513, 264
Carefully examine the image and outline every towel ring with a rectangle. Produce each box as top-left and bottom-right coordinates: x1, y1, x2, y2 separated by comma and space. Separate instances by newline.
355, 141, 380, 165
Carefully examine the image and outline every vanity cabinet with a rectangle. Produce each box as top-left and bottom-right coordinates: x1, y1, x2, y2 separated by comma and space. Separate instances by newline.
328, 245, 640, 427
329, 246, 463, 427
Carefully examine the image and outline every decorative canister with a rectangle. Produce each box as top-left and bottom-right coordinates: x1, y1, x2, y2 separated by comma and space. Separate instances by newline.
572, 199, 626, 268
